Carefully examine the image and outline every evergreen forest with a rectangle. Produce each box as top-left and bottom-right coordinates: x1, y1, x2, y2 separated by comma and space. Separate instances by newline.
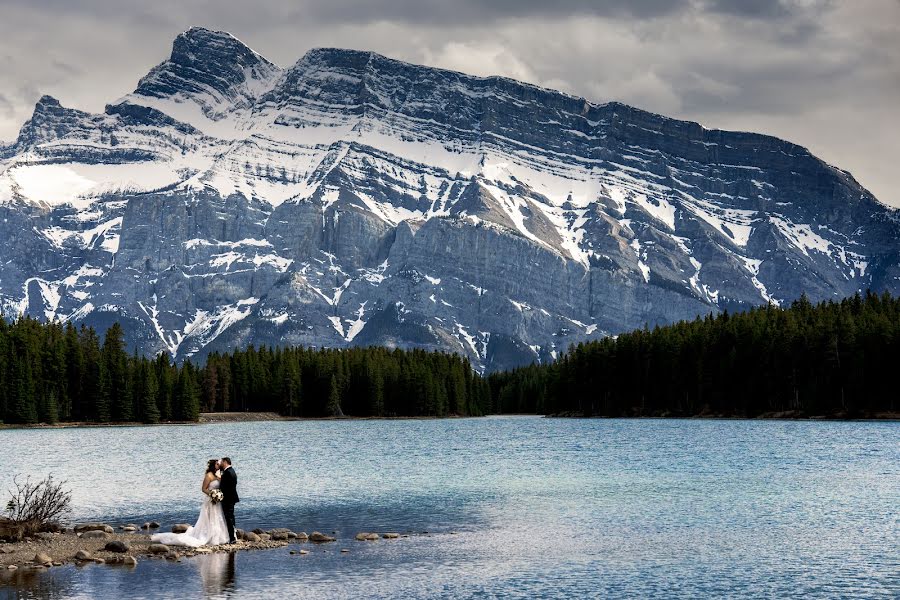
1, 292, 897, 424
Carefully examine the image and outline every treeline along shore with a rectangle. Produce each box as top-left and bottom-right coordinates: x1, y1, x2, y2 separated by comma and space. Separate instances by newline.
490, 291, 900, 418
0, 321, 488, 424
1, 291, 898, 425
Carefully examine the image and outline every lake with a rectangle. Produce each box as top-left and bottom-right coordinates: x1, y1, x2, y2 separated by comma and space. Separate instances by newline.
1, 417, 898, 598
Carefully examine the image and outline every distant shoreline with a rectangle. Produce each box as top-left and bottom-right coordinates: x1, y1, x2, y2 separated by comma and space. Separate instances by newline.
547, 411, 900, 421
1, 411, 897, 431
0, 412, 477, 430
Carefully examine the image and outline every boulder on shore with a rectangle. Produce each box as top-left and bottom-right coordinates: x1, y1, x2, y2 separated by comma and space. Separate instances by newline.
171, 524, 190, 534
74, 523, 114, 534
148, 544, 170, 554
80, 531, 109, 540
74, 550, 92, 561
243, 532, 261, 542
104, 541, 130, 553
294, 532, 309, 541
310, 532, 335, 543
123, 556, 138, 566
33, 553, 53, 565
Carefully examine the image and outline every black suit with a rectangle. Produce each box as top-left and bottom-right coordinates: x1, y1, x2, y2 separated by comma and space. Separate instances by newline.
220, 466, 239, 542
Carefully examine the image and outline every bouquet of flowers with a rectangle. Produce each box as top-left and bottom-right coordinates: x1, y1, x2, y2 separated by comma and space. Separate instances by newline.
208, 489, 224, 505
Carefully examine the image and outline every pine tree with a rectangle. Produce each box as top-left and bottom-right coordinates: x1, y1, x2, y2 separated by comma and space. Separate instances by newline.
174, 366, 200, 421
142, 362, 161, 424
78, 326, 102, 421
100, 323, 129, 422
327, 374, 343, 417
155, 353, 174, 421
11, 355, 37, 424
366, 358, 384, 417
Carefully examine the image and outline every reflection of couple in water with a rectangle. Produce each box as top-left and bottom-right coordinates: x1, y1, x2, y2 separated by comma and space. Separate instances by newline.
196, 551, 236, 596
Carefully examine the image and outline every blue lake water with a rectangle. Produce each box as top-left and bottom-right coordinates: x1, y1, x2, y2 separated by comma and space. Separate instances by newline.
1, 416, 898, 598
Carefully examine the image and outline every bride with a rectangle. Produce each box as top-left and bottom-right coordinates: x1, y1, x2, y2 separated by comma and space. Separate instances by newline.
151, 459, 231, 547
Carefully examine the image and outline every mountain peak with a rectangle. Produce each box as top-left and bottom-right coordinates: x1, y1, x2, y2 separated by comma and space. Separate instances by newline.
15, 94, 95, 150
35, 94, 61, 109
169, 27, 264, 66
128, 26, 280, 114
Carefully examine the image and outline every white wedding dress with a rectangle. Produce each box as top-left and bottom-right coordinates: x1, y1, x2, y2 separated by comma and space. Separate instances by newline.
151, 480, 230, 547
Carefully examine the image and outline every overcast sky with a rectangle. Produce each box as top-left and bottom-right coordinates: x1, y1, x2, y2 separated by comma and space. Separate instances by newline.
1, 0, 898, 206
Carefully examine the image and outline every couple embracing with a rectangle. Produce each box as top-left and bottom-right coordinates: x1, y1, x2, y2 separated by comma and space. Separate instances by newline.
152, 457, 240, 548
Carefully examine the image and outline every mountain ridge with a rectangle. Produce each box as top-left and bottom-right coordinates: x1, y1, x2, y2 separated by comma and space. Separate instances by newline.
0, 27, 896, 371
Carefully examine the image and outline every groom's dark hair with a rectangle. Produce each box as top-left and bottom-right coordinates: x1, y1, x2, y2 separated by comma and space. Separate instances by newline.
221, 457, 232, 466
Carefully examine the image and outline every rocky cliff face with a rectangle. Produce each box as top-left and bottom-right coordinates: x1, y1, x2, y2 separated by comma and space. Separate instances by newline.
1, 27, 897, 371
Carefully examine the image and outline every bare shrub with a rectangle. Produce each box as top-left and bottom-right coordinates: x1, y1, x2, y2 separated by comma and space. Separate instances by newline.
3, 475, 72, 539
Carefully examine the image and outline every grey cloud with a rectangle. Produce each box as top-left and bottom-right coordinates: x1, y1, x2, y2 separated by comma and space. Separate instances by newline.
292, 0, 695, 25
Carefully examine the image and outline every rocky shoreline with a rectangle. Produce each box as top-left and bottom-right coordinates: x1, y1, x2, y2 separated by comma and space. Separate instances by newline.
0, 521, 407, 579
0, 412, 475, 430
546, 410, 900, 420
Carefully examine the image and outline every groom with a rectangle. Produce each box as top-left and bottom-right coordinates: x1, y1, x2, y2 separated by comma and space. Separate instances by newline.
219, 457, 239, 544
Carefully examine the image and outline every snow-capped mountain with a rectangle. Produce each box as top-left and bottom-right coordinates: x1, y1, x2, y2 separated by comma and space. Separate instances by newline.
1, 27, 898, 371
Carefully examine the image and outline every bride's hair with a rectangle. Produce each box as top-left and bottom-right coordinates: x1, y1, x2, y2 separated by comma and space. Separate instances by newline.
206, 459, 219, 474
